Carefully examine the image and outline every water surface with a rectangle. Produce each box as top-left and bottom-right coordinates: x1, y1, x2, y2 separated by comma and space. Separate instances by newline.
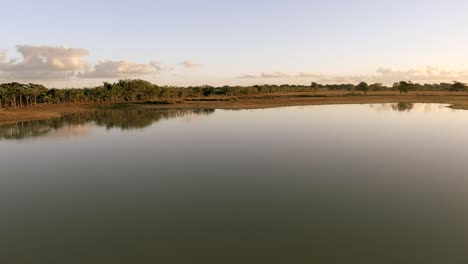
1, 103, 468, 264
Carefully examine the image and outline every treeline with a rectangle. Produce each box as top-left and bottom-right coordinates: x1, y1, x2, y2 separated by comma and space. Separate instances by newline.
0, 79, 467, 109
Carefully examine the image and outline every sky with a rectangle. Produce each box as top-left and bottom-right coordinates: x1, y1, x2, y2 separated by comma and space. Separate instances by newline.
1, 0, 468, 87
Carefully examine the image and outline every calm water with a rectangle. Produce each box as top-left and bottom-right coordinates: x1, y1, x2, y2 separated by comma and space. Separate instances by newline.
1, 103, 468, 264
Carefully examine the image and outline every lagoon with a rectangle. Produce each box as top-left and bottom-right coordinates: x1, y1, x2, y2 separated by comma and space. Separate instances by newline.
1, 103, 468, 263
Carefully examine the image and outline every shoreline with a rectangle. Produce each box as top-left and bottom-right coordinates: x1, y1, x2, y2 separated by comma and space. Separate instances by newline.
1, 91, 468, 124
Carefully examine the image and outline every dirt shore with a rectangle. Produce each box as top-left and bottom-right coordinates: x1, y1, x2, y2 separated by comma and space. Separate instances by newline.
1, 91, 468, 124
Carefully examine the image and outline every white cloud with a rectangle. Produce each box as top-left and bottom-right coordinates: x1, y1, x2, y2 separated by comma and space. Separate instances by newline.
0, 45, 89, 80
149, 61, 162, 71
150, 60, 175, 72
271, 66, 468, 84
78, 60, 160, 78
371, 66, 468, 83
180, 60, 202, 69
296, 73, 361, 83
238, 74, 258, 79
238, 72, 291, 78
2, 45, 468, 86
297, 72, 325, 78
261, 72, 290, 78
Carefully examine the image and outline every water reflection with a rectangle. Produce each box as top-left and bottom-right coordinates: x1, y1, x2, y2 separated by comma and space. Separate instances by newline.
368, 103, 449, 113
0, 103, 454, 141
0, 108, 215, 140
391, 102, 414, 112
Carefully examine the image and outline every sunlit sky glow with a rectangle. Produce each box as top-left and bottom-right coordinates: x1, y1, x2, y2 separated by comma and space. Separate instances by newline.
1, 0, 468, 87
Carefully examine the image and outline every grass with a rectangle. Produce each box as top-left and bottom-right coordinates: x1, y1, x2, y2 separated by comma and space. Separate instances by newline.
1, 90, 468, 124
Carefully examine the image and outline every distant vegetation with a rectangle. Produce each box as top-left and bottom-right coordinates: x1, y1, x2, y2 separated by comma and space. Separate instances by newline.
0, 79, 467, 109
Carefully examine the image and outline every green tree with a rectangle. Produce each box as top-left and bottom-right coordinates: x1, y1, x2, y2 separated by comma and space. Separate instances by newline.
28, 83, 47, 105
356, 82, 369, 93
394, 81, 412, 94
0, 85, 4, 108
450, 81, 466, 92
311, 82, 319, 92
369, 83, 384, 91
201, 85, 215, 96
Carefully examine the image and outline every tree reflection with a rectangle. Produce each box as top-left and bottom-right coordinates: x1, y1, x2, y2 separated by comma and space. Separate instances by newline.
0, 109, 215, 140
391, 102, 414, 112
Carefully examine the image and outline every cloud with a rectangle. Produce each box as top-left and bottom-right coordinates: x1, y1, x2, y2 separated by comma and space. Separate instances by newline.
296, 72, 358, 83
261, 72, 290, 78
297, 72, 325, 78
3, 45, 468, 86
295, 66, 468, 84
0, 45, 89, 80
371, 66, 468, 83
180, 60, 202, 69
78, 60, 161, 78
237, 72, 291, 78
238, 74, 258, 79
149, 60, 162, 71
240, 67, 468, 84
150, 60, 175, 72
